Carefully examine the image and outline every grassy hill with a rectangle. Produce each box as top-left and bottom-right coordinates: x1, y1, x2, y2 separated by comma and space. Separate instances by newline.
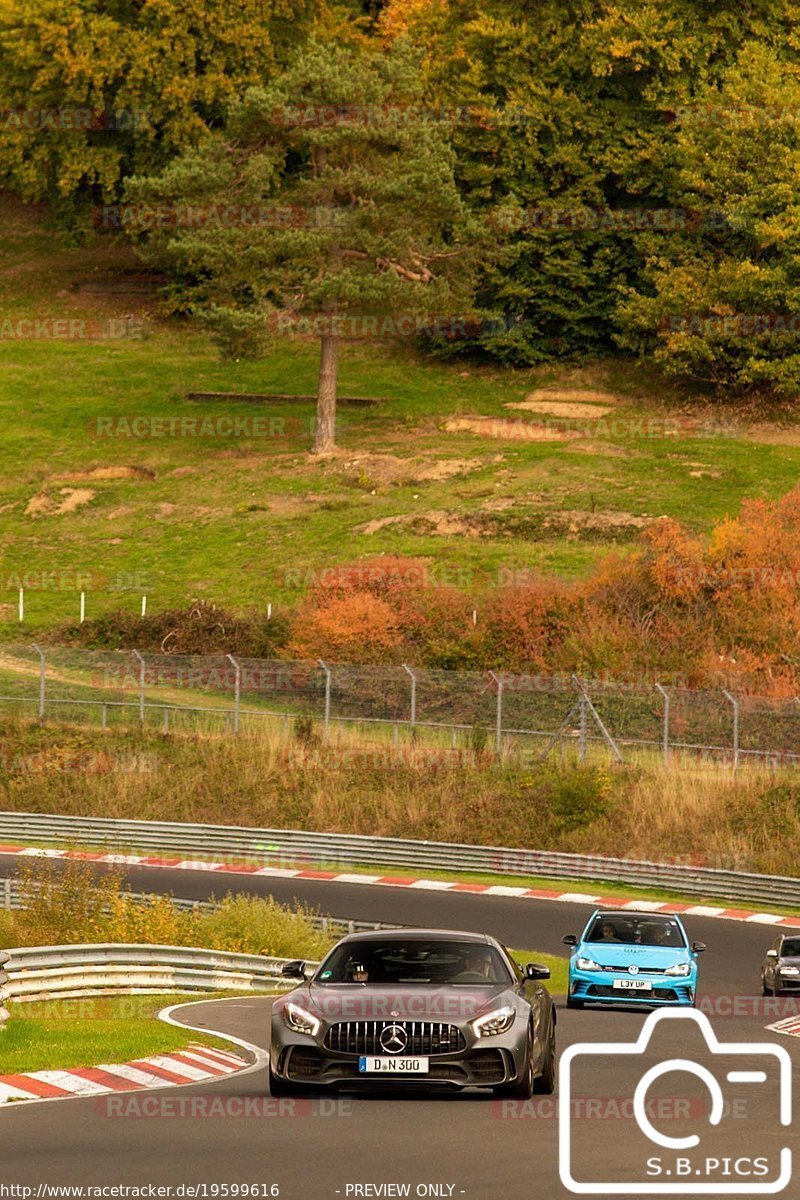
3, 194, 800, 637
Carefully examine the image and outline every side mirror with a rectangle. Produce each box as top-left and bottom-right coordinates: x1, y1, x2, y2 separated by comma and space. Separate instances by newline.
281, 960, 307, 979
692, 942, 706, 954
525, 962, 551, 980
562, 934, 578, 947
766, 949, 779, 959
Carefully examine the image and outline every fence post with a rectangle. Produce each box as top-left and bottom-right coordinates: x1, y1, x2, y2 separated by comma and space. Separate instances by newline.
318, 659, 331, 732
32, 643, 46, 721
0, 949, 9, 1034
578, 692, 588, 761
655, 683, 670, 770
488, 670, 504, 755
227, 653, 241, 735
722, 690, 740, 773
402, 663, 417, 728
131, 650, 145, 727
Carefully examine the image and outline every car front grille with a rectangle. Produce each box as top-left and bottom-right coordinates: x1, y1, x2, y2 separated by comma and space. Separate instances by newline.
601, 965, 668, 974
324, 1021, 466, 1056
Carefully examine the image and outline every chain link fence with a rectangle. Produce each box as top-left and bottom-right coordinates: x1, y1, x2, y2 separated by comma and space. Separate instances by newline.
1, 643, 799, 770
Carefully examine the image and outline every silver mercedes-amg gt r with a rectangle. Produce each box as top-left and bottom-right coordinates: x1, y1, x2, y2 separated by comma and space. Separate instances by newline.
269, 928, 556, 1096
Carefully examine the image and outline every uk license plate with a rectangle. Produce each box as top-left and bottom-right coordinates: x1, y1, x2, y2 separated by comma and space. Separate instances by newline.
358, 1056, 430, 1074
612, 979, 652, 991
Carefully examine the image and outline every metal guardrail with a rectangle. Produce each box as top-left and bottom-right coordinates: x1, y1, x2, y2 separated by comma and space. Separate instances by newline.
0, 951, 9, 1031
3, 944, 321, 1003
1, 810, 799, 909
0, 876, 396, 939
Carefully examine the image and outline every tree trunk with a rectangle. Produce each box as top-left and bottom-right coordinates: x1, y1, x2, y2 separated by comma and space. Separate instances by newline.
313, 332, 338, 453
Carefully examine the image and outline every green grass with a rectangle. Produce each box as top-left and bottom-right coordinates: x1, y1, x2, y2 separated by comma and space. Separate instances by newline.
0, 993, 236, 1075
510, 950, 569, 995
3, 199, 800, 636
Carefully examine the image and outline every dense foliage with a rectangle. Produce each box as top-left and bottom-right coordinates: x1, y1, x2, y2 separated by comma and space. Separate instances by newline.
2, 0, 800, 388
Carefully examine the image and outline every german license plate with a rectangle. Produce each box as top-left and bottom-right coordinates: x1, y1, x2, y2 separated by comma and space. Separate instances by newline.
612, 979, 652, 991
358, 1056, 430, 1074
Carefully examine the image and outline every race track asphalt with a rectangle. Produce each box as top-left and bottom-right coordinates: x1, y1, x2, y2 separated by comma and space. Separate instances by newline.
1, 854, 798, 1199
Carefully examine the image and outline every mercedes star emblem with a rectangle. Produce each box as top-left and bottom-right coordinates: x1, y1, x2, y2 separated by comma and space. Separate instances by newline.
379, 1024, 408, 1054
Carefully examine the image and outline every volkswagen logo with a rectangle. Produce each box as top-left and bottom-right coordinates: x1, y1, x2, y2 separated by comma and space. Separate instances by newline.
379, 1024, 408, 1055
628, 965, 640, 975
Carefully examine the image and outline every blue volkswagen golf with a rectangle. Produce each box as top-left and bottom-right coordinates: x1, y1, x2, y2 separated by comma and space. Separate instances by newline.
563, 910, 705, 1008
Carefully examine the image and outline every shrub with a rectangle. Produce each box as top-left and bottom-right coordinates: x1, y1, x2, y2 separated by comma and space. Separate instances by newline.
288, 591, 403, 662
56, 601, 289, 657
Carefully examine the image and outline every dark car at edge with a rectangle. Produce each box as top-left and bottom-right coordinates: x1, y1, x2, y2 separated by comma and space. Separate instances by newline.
761, 934, 800, 996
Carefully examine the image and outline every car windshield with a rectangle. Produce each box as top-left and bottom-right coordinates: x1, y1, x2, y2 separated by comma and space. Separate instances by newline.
782, 938, 800, 957
585, 915, 686, 948
314, 939, 512, 985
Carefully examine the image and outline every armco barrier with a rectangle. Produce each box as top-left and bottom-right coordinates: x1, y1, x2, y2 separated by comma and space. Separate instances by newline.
0, 950, 9, 1031
3, 944, 319, 1003
1, 811, 799, 908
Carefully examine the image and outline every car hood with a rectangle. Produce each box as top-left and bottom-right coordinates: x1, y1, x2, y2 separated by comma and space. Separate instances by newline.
577, 943, 691, 969
299, 982, 511, 1023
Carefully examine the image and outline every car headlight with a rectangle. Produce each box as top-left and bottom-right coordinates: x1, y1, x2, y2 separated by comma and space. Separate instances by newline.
665, 962, 691, 977
576, 957, 602, 972
471, 1006, 516, 1037
282, 1002, 321, 1036
779, 966, 800, 976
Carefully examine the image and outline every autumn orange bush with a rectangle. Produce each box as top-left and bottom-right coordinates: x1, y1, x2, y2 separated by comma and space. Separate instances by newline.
283, 488, 800, 694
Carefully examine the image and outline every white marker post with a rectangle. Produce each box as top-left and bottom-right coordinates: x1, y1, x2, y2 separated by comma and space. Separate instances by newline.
141, 595, 147, 618
80, 592, 85, 623
18, 588, 23, 623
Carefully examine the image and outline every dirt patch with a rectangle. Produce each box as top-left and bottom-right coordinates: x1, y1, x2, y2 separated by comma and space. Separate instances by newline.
443, 417, 579, 443
549, 509, 653, 533
106, 505, 135, 519
171, 466, 199, 478
55, 465, 156, 482
322, 450, 498, 487
25, 488, 96, 516
480, 496, 516, 511
522, 387, 620, 406
357, 510, 487, 538
25, 494, 52, 517
155, 502, 179, 518
564, 441, 631, 458
56, 488, 95, 514
507, 392, 617, 419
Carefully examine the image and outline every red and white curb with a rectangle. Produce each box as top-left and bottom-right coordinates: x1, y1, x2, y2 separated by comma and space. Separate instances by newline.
767, 1016, 800, 1040
3, 843, 799, 930
0, 1041, 248, 1105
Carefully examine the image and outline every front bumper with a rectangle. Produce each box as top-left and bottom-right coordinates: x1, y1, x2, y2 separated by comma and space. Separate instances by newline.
270, 1019, 533, 1090
569, 968, 696, 1006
